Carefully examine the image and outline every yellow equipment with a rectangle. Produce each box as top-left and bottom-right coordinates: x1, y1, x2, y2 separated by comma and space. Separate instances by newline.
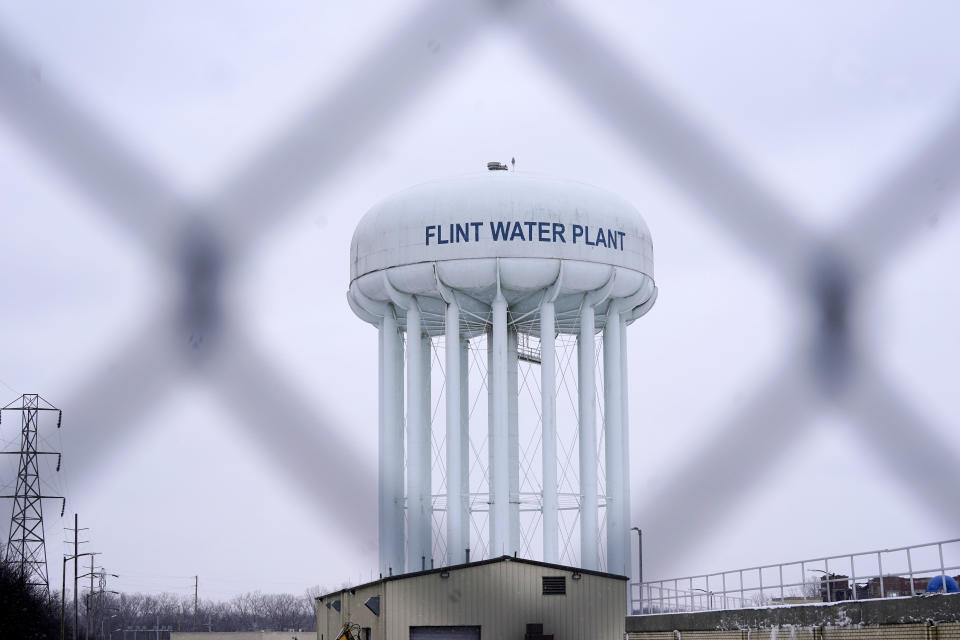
336, 622, 362, 640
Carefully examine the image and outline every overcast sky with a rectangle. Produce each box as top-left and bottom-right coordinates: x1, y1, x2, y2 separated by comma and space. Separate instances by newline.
0, 1, 959, 600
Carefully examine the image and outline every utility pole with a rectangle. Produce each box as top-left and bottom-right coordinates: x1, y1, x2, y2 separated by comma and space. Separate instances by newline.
76, 550, 102, 640
84, 560, 120, 640
65, 513, 90, 640
74, 515, 78, 640
75, 515, 78, 640
0, 394, 65, 594
631, 527, 643, 583
193, 576, 198, 631
89, 555, 94, 640
61, 555, 66, 640
93, 568, 120, 640
631, 526, 643, 613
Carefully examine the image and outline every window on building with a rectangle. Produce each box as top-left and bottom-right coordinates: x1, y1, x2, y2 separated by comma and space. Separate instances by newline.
542, 576, 566, 595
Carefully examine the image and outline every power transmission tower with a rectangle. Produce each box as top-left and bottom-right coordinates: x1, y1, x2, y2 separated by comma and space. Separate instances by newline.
0, 393, 65, 593
81, 560, 118, 640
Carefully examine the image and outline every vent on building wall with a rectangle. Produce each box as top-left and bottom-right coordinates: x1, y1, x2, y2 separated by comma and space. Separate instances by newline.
542, 576, 566, 595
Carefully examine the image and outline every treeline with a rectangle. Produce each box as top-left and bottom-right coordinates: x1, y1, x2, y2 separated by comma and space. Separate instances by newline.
1, 545, 318, 636
81, 589, 318, 634
0, 555, 60, 638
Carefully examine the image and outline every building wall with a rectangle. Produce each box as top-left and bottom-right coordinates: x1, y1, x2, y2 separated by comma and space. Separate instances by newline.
171, 633, 315, 640
319, 558, 627, 640
320, 580, 386, 640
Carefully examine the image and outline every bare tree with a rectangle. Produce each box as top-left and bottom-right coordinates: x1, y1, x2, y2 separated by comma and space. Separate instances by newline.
89, 589, 317, 633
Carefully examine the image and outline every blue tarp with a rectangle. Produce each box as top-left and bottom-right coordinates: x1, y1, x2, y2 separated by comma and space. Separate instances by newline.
925, 575, 960, 593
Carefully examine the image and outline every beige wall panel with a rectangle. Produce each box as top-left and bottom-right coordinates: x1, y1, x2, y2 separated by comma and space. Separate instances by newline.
319, 584, 386, 640
383, 561, 625, 639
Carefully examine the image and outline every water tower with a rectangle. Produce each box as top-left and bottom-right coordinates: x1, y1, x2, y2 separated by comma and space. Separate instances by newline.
347, 166, 656, 579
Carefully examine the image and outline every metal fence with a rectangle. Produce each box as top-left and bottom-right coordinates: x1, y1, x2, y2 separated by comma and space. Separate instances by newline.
632, 538, 960, 615
0, 1, 959, 590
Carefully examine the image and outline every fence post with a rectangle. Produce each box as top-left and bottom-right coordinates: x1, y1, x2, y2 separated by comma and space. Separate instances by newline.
907, 548, 915, 595
740, 569, 745, 606
878, 552, 885, 598
939, 543, 946, 592
779, 565, 784, 603
850, 555, 857, 601
722, 572, 728, 609
801, 561, 806, 602
825, 560, 831, 603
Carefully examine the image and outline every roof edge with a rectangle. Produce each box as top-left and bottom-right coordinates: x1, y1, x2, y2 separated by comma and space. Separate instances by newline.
317, 555, 627, 601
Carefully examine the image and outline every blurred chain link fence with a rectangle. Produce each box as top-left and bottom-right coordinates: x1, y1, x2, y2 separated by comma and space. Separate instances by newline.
0, 0, 958, 565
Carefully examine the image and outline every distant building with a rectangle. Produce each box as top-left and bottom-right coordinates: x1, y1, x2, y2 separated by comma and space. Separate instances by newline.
819, 574, 853, 602
816, 573, 960, 601
859, 575, 960, 598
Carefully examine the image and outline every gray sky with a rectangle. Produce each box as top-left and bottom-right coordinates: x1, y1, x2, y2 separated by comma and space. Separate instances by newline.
0, 1, 958, 600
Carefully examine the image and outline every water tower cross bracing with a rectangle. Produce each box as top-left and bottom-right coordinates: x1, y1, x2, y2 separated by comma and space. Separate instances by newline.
348, 168, 656, 578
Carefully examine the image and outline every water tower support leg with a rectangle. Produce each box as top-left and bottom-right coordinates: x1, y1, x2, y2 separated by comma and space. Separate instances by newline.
490, 293, 510, 556
604, 313, 625, 576
378, 320, 386, 575
620, 317, 632, 578
422, 332, 433, 561
459, 336, 470, 557
508, 328, 520, 556
541, 301, 558, 564
381, 310, 404, 575
578, 304, 599, 570
406, 306, 429, 571
445, 301, 464, 565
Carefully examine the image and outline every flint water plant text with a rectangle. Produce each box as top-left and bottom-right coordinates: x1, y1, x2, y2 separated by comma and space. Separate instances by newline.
424, 221, 626, 250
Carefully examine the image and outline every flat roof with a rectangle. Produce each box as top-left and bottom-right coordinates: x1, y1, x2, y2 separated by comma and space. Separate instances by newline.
317, 555, 628, 601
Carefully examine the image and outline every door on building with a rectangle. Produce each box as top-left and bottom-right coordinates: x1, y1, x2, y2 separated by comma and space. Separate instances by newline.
409, 626, 481, 640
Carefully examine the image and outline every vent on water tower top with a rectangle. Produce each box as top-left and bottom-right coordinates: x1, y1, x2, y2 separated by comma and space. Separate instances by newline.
487, 161, 509, 171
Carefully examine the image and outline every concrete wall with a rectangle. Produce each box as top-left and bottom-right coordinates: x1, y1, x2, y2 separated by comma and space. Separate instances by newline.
319, 557, 627, 640
627, 623, 960, 640
627, 593, 960, 633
